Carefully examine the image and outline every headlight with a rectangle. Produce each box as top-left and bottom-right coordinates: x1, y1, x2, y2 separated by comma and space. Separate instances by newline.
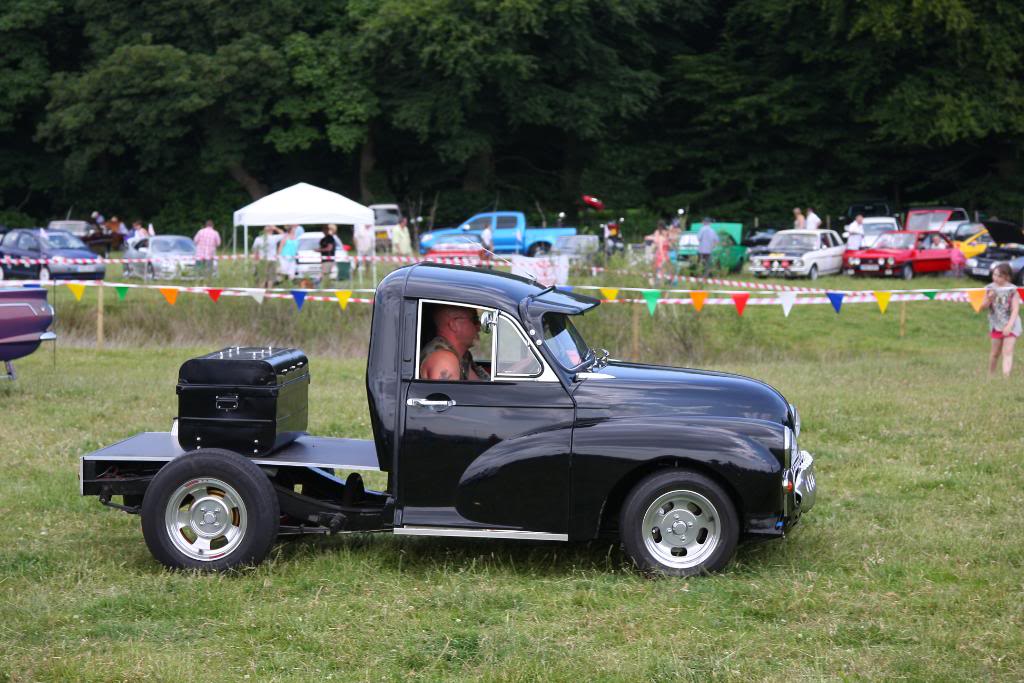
850, 257, 860, 265
877, 258, 885, 265
420, 234, 433, 243
793, 259, 803, 267
887, 257, 895, 265
966, 258, 978, 267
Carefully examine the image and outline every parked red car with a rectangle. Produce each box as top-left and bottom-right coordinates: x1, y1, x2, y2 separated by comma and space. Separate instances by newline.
843, 230, 957, 280
423, 233, 486, 261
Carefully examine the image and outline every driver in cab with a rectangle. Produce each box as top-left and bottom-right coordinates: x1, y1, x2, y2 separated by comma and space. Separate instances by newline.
420, 305, 490, 381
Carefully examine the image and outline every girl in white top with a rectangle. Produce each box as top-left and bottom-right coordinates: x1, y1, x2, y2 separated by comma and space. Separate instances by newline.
982, 263, 1022, 377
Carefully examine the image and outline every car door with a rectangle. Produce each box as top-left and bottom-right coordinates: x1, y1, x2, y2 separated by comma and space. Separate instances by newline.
916, 234, 948, 273
8, 232, 37, 278
493, 213, 520, 253
399, 300, 575, 535
823, 231, 845, 272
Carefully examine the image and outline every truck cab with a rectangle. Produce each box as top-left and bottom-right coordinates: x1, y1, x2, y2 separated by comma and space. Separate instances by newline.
81, 264, 815, 576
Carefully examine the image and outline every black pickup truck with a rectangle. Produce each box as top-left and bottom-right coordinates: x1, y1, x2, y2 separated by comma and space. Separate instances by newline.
80, 263, 816, 576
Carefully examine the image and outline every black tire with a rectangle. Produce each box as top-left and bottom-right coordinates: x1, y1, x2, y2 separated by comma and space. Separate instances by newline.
528, 242, 551, 257
808, 264, 818, 281
619, 469, 739, 577
901, 263, 913, 280
141, 449, 279, 571
145, 263, 155, 281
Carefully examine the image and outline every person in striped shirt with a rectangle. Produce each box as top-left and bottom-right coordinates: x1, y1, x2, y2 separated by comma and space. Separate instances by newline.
193, 220, 221, 278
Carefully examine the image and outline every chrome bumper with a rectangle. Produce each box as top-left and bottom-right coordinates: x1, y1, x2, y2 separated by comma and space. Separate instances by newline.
794, 450, 816, 512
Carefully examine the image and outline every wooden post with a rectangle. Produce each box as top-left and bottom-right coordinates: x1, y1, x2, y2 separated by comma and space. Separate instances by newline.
97, 282, 105, 349
631, 300, 640, 360
899, 300, 906, 338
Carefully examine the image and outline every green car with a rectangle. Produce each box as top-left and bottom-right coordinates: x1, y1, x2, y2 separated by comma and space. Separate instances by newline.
672, 222, 748, 274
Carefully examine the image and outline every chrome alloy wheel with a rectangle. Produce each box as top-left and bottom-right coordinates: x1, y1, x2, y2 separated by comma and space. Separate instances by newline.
641, 489, 721, 570
164, 477, 248, 561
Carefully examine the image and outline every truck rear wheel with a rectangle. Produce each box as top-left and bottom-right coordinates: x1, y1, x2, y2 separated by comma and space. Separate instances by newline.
141, 449, 279, 570
619, 469, 738, 577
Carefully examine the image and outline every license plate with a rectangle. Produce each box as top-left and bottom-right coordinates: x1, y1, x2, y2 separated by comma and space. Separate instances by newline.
860, 264, 879, 271
973, 267, 989, 276
768, 253, 784, 258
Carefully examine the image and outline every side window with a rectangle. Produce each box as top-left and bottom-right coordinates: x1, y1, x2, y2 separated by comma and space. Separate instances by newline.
136, 239, 149, 250
466, 216, 493, 231
495, 215, 518, 230
415, 301, 493, 381
951, 211, 967, 222
494, 316, 542, 377
19, 233, 40, 252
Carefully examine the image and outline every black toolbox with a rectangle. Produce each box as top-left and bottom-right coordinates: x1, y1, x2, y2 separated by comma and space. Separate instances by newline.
176, 347, 309, 456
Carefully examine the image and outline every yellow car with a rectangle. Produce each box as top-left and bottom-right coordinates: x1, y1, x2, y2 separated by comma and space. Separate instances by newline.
954, 229, 994, 259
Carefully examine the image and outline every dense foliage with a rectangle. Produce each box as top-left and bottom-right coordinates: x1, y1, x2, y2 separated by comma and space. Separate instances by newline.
1, 0, 1022, 235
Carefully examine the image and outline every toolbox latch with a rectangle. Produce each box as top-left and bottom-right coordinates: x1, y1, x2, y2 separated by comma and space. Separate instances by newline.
215, 394, 240, 411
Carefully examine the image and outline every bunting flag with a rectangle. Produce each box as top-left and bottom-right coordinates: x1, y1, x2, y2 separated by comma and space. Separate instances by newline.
690, 290, 708, 312
557, 285, 574, 292
1018, 288, 1024, 301
874, 291, 892, 314
921, 291, 937, 300
827, 292, 845, 313
731, 292, 750, 316
599, 287, 619, 301
206, 288, 223, 302
335, 290, 352, 310
66, 283, 86, 301
23, 283, 41, 289
291, 290, 307, 311
778, 291, 797, 317
159, 288, 178, 305
248, 289, 266, 304
967, 289, 986, 312
115, 286, 128, 300
641, 290, 660, 316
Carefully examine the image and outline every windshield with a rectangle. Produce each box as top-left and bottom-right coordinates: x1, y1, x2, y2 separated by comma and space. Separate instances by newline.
298, 236, 326, 251
863, 221, 896, 235
40, 231, 86, 250
874, 233, 916, 249
542, 313, 590, 368
767, 234, 818, 251
152, 237, 195, 254
373, 208, 401, 226
906, 211, 949, 230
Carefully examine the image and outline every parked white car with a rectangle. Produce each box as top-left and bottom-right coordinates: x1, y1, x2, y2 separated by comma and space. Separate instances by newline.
294, 231, 348, 282
749, 229, 845, 280
124, 235, 200, 280
850, 217, 902, 249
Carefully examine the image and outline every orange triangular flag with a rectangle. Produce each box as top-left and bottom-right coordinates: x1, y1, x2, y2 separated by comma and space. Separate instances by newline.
206, 288, 223, 302
335, 290, 352, 310
690, 290, 708, 312
159, 288, 179, 306
967, 289, 986, 313
731, 292, 750, 316
66, 283, 86, 301
599, 287, 619, 301
874, 291, 892, 314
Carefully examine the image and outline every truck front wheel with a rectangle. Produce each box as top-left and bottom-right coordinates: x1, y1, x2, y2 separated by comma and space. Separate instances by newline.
528, 242, 551, 257
619, 469, 738, 577
141, 449, 279, 570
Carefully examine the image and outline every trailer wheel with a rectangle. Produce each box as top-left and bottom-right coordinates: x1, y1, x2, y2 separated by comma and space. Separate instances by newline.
619, 469, 738, 577
141, 449, 279, 570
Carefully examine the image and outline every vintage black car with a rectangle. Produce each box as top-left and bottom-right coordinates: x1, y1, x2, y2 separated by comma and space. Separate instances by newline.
965, 219, 1024, 284
80, 264, 816, 576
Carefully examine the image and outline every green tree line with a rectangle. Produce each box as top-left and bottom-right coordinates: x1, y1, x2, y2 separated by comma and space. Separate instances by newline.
1, 0, 1022, 234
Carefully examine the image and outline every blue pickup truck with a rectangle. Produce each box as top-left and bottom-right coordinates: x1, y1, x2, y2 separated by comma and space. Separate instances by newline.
418, 211, 576, 256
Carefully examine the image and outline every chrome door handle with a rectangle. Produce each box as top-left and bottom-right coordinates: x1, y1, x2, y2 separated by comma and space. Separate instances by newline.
406, 398, 456, 408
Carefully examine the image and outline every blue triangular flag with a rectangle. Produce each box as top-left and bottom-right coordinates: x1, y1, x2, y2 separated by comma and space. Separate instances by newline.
23, 283, 41, 289
827, 292, 845, 313
291, 290, 307, 311
557, 285, 574, 292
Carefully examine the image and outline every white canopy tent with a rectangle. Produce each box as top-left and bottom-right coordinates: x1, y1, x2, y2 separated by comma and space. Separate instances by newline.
232, 182, 374, 260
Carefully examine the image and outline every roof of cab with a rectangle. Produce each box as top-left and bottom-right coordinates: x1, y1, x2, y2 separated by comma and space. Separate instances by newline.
383, 262, 598, 315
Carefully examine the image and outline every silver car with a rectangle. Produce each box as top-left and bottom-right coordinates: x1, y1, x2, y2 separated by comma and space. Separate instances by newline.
123, 235, 200, 280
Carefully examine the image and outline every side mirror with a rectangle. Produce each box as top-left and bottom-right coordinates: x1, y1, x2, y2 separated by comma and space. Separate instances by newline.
460, 224, 471, 231
480, 310, 497, 332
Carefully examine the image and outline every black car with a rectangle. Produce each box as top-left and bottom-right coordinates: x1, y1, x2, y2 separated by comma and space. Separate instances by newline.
0, 228, 106, 282
965, 220, 1024, 284
842, 199, 892, 222
80, 264, 816, 576
742, 228, 780, 249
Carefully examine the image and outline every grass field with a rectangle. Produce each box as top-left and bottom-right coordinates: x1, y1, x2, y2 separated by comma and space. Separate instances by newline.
2, 269, 1022, 681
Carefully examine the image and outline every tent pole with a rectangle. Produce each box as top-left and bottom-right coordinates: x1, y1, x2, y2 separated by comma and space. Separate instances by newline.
244, 225, 249, 261
232, 225, 236, 257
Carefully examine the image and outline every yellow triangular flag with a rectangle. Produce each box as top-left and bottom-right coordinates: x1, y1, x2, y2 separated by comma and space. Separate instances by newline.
690, 290, 708, 312
874, 291, 892, 314
967, 289, 986, 313
599, 287, 619, 301
66, 283, 86, 301
335, 290, 352, 310
159, 287, 179, 306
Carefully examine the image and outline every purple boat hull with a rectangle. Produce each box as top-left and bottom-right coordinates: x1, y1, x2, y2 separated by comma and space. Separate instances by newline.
0, 288, 56, 363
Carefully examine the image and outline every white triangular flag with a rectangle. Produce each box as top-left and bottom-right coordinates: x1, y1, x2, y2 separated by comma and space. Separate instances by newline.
248, 289, 266, 304
778, 291, 797, 317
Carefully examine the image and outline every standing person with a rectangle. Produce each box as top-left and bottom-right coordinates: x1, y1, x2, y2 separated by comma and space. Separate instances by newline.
252, 225, 281, 288
193, 219, 221, 279
318, 224, 338, 286
277, 225, 300, 283
391, 217, 412, 257
845, 214, 865, 250
793, 207, 805, 230
805, 207, 822, 231
128, 220, 148, 246
353, 222, 375, 271
982, 263, 1021, 378
645, 221, 670, 283
697, 217, 720, 278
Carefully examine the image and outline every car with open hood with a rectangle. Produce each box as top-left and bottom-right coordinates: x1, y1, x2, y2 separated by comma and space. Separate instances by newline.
673, 222, 748, 273
965, 220, 1024, 284
748, 229, 845, 280
0, 228, 105, 282
843, 230, 956, 280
